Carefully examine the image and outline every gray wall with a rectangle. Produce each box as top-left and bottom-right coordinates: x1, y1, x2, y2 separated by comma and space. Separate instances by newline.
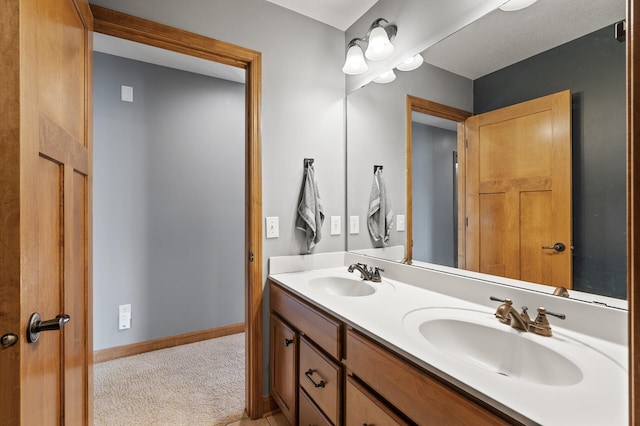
473, 25, 626, 299
93, 52, 245, 350
89, 0, 346, 393
412, 123, 457, 267
346, 63, 473, 252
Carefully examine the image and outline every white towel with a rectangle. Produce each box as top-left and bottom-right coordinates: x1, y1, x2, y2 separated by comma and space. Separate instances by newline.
367, 169, 394, 245
296, 164, 325, 252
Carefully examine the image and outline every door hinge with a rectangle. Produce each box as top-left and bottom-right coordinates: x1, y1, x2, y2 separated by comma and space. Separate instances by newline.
465, 217, 469, 227
249, 251, 254, 262
465, 139, 469, 148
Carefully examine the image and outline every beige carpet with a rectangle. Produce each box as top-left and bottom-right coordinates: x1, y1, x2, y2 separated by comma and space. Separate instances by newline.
94, 333, 246, 426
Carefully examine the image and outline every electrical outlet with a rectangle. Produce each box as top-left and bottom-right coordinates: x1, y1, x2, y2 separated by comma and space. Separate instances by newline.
266, 216, 279, 238
349, 216, 360, 234
330, 216, 341, 235
396, 214, 405, 232
119, 304, 131, 330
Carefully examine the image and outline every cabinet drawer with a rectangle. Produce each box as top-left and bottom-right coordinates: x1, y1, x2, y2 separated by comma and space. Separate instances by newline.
299, 388, 332, 426
345, 376, 408, 426
299, 336, 341, 425
270, 281, 342, 359
345, 329, 511, 426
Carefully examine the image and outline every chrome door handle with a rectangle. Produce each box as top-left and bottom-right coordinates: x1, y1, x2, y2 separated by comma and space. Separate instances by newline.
27, 312, 71, 343
541, 242, 566, 252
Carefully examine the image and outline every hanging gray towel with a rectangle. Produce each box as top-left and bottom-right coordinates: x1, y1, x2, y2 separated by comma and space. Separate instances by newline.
296, 164, 325, 252
368, 169, 394, 245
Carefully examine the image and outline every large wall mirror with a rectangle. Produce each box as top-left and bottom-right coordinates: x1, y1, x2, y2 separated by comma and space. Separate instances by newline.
346, 0, 626, 302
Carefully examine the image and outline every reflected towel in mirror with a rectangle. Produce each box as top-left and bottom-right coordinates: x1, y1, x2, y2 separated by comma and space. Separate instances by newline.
368, 169, 393, 245
296, 163, 325, 252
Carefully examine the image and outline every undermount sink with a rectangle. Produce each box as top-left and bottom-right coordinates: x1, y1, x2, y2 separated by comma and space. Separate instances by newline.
403, 308, 584, 386
307, 276, 376, 297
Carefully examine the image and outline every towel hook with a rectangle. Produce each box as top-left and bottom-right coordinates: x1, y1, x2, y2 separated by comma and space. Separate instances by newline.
373, 165, 383, 174
304, 158, 314, 168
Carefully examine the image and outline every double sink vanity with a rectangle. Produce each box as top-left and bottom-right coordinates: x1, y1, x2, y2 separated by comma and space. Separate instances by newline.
268, 251, 627, 425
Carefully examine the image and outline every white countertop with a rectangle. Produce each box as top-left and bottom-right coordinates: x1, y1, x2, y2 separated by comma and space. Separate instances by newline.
269, 266, 628, 426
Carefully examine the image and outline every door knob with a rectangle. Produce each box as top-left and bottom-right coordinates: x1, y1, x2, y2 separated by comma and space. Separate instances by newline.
541, 242, 566, 252
27, 312, 71, 343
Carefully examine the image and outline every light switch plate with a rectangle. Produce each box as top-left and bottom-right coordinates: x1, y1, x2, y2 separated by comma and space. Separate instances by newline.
266, 216, 279, 239
121, 85, 133, 102
349, 216, 360, 234
396, 214, 405, 232
330, 216, 341, 235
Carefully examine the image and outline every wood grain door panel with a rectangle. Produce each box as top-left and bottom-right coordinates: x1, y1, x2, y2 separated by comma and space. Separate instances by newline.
0, 0, 92, 423
466, 90, 572, 287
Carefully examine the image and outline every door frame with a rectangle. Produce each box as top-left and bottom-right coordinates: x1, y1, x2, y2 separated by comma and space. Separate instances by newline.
90, 6, 264, 418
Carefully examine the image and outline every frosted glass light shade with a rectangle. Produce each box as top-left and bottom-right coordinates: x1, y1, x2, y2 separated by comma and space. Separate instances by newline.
373, 69, 396, 84
342, 44, 368, 75
396, 54, 424, 71
499, 0, 538, 11
365, 26, 394, 61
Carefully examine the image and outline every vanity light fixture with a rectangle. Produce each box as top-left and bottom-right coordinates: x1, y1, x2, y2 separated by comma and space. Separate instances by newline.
396, 53, 424, 72
373, 69, 396, 84
499, 0, 538, 11
342, 18, 397, 75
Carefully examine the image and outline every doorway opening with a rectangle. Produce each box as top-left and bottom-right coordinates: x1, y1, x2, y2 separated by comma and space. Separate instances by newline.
91, 5, 263, 419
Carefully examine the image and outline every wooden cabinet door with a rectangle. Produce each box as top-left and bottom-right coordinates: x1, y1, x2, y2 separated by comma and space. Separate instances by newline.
0, 0, 93, 424
345, 376, 408, 426
465, 90, 572, 287
270, 314, 297, 424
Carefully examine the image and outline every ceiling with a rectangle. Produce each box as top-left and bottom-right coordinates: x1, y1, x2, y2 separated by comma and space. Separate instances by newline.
264, 0, 379, 31
268, 0, 624, 81
93, 0, 625, 86
423, 0, 625, 79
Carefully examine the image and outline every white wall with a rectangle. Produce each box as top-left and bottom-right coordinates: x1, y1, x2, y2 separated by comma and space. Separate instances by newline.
412, 122, 457, 267
93, 52, 246, 350
346, 63, 472, 252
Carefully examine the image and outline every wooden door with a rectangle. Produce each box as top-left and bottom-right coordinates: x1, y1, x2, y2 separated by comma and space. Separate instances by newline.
465, 90, 572, 287
0, 0, 93, 424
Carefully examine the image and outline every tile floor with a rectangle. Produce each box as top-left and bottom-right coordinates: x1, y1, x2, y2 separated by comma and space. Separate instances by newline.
227, 412, 290, 426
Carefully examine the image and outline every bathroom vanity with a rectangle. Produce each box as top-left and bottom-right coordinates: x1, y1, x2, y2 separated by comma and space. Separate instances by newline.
268, 253, 627, 425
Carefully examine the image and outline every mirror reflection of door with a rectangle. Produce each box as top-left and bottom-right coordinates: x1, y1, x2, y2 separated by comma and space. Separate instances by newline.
465, 90, 572, 288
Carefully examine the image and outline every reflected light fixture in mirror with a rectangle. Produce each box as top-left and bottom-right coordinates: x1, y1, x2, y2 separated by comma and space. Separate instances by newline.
374, 69, 396, 84
397, 53, 424, 71
342, 18, 397, 75
499, 0, 539, 11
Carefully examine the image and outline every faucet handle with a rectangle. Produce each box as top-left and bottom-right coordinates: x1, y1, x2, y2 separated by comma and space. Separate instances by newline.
530, 307, 565, 337
371, 267, 384, 282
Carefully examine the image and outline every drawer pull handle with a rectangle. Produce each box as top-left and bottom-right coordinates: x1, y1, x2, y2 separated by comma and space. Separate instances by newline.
284, 338, 293, 346
304, 369, 326, 388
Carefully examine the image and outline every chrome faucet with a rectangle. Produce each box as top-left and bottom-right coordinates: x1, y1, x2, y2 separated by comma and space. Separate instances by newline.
490, 297, 565, 336
347, 263, 384, 282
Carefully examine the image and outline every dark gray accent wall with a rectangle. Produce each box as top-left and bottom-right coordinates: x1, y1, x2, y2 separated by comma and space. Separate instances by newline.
474, 25, 626, 298
93, 52, 245, 350
412, 123, 458, 267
